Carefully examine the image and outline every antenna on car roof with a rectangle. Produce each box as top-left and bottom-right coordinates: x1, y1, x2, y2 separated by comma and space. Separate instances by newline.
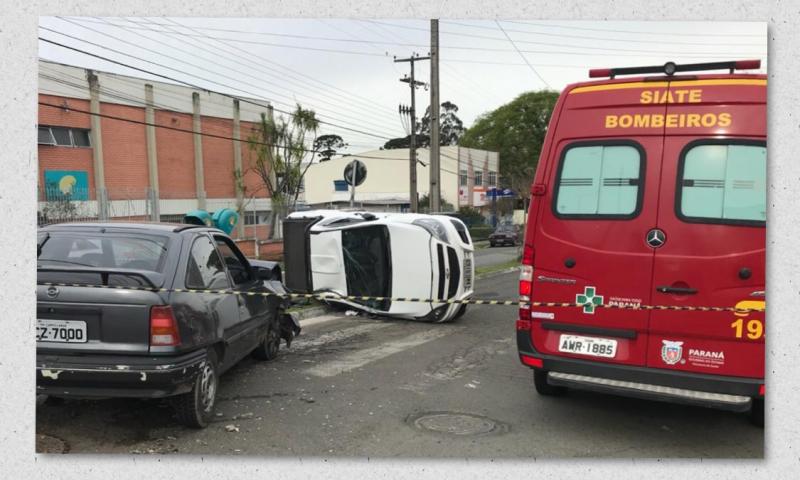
589, 60, 761, 79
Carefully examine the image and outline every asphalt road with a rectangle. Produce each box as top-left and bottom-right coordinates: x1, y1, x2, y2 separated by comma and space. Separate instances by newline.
36, 271, 763, 457
473, 244, 519, 268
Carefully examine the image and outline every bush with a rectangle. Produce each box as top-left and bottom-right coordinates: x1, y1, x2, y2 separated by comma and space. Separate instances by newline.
468, 225, 493, 241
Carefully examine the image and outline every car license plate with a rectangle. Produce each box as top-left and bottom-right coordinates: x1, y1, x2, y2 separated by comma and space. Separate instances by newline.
558, 334, 617, 358
463, 256, 473, 290
36, 319, 88, 343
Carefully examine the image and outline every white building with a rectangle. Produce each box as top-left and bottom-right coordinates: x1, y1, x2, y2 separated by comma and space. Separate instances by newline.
303, 146, 499, 212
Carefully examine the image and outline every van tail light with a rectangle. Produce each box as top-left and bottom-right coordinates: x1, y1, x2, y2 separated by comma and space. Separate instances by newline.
518, 244, 535, 330
150, 306, 180, 347
759, 384, 765, 397
520, 355, 543, 369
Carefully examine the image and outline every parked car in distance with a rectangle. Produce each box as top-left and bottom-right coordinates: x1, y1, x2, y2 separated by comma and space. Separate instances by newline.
283, 210, 475, 323
489, 224, 520, 247
36, 222, 299, 428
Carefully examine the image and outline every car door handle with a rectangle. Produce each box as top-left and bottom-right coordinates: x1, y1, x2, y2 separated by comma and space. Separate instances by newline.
656, 286, 698, 295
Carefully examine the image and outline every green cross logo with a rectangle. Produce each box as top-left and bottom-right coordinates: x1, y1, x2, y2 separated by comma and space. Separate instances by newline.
576, 286, 604, 314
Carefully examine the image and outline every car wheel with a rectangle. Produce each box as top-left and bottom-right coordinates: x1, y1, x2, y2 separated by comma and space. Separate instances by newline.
489, 241, 495, 247
749, 398, 764, 427
173, 350, 219, 428
252, 312, 281, 361
533, 369, 566, 396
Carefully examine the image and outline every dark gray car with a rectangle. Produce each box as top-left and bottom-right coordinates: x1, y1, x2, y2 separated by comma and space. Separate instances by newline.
36, 222, 299, 428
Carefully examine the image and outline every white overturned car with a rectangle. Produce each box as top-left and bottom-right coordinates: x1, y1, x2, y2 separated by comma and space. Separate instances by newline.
283, 210, 475, 323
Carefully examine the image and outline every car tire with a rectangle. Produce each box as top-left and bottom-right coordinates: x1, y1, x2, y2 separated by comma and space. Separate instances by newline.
749, 398, 764, 427
251, 312, 281, 361
173, 350, 219, 429
533, 369, 566, 396
489, 241, 495, 247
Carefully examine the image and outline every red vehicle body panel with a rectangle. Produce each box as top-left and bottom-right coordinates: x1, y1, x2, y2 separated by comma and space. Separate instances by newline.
523, 73, 766, 382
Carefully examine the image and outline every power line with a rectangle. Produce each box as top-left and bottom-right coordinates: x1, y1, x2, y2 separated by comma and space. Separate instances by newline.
495, 20, 551, 89
442, 20, 765, 47
363, 20, 766, 57
57, 17, 766, 58
86, 16, 401, 135
38, 33, 394, 141
503, 20, 765, 38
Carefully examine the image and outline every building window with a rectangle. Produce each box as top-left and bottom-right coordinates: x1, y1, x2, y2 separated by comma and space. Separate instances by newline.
474, 170, 483, 187
488, 171, 497, 186
37, 126, 92, 148
243, 210, 270, 225
459, 170, 468, 186
334, 180, 349, 192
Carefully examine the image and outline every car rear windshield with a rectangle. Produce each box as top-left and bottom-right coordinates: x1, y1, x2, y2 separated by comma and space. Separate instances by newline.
555, 143, 643, 218
678, 143, 766, 225
38, 233, 170, 273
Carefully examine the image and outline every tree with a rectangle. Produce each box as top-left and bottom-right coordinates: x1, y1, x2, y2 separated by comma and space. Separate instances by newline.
418, 193, 454, 213
459, 90, 559, 215
382, 101, 464, 149
313, 134, 347, 161
419, 101, 465, 145
247, 104, 320, 240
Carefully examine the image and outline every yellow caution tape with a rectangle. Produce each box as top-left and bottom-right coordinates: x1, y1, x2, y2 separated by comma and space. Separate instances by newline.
37, 282, 766, 313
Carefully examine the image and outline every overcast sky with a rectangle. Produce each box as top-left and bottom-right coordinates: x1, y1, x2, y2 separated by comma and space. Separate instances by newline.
38, 17, 767, 153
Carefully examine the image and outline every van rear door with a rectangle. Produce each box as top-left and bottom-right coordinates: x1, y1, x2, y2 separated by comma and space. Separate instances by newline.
530, 136, 663, 367
647, 79, 766, 377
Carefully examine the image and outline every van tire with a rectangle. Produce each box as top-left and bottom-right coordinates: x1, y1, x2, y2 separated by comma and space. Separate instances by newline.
173, 350, 219, 428
533, 369, 566, 396
749, 398, 764, 427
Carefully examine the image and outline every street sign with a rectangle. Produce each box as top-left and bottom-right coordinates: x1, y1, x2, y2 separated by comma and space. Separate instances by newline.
344, 160, 367, 186
486, 187, 515, 198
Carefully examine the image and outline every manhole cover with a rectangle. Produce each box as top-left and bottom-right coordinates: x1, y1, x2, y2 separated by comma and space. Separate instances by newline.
36, 434, 68, 454
410, 412, 505, 436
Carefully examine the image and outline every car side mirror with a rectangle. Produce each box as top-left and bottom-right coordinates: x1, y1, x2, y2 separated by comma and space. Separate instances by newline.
254, 265, 281, 282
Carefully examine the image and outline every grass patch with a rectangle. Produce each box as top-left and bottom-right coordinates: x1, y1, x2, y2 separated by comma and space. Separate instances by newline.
476, 259, 520, 277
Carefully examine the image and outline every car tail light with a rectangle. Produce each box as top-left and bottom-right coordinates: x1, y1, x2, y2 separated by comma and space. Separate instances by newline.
150, 305, 180, 347
759, 384, 765, 396
520, 355, 543, 368
518, 244, 535, 329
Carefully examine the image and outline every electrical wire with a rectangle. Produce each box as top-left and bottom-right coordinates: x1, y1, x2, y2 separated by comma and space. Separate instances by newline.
495, 20, 551, 89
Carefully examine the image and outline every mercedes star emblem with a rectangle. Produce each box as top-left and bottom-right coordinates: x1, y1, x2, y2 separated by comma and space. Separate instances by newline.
646, 228, 666, 248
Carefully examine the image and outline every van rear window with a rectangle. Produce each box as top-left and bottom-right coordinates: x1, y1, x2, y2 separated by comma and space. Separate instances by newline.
555, 144, 642, 218
678, 143, 766, 225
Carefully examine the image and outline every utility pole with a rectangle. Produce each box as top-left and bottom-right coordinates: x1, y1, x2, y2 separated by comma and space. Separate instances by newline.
429, 19, 441, 212
395, 53, 430, 213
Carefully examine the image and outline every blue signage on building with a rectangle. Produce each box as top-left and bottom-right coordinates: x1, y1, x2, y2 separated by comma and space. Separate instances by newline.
43, 170, 89, 201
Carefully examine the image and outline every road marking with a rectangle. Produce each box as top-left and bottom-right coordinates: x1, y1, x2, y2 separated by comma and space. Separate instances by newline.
299, 314, 345, 328
304, 328, 452, 378
292, 321, 393, 350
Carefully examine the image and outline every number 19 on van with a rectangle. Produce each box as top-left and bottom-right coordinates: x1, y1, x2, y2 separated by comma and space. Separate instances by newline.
730, 319, 764, 340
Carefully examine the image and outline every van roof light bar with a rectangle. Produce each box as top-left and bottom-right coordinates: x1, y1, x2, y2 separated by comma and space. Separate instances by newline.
589, 60, 761, 79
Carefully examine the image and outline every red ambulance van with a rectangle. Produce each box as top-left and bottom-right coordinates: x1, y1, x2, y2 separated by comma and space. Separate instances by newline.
515, 60, 766, 425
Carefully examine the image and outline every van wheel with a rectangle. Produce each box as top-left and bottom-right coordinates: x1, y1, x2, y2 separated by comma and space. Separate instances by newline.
749, 398, 764, 427
533, 369, 566, 396
252, 313, 281, 361
173, 350, 219, 428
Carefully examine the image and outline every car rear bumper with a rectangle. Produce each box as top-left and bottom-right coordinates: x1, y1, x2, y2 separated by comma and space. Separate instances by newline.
36, 349, 207, 399
517, 330, 761, 412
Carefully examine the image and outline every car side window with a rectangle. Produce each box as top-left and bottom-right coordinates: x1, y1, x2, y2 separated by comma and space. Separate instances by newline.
678, 143, 766, 224
214, 236, 252, 286
186, 236, 229, 289
554, 144, 643, 218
